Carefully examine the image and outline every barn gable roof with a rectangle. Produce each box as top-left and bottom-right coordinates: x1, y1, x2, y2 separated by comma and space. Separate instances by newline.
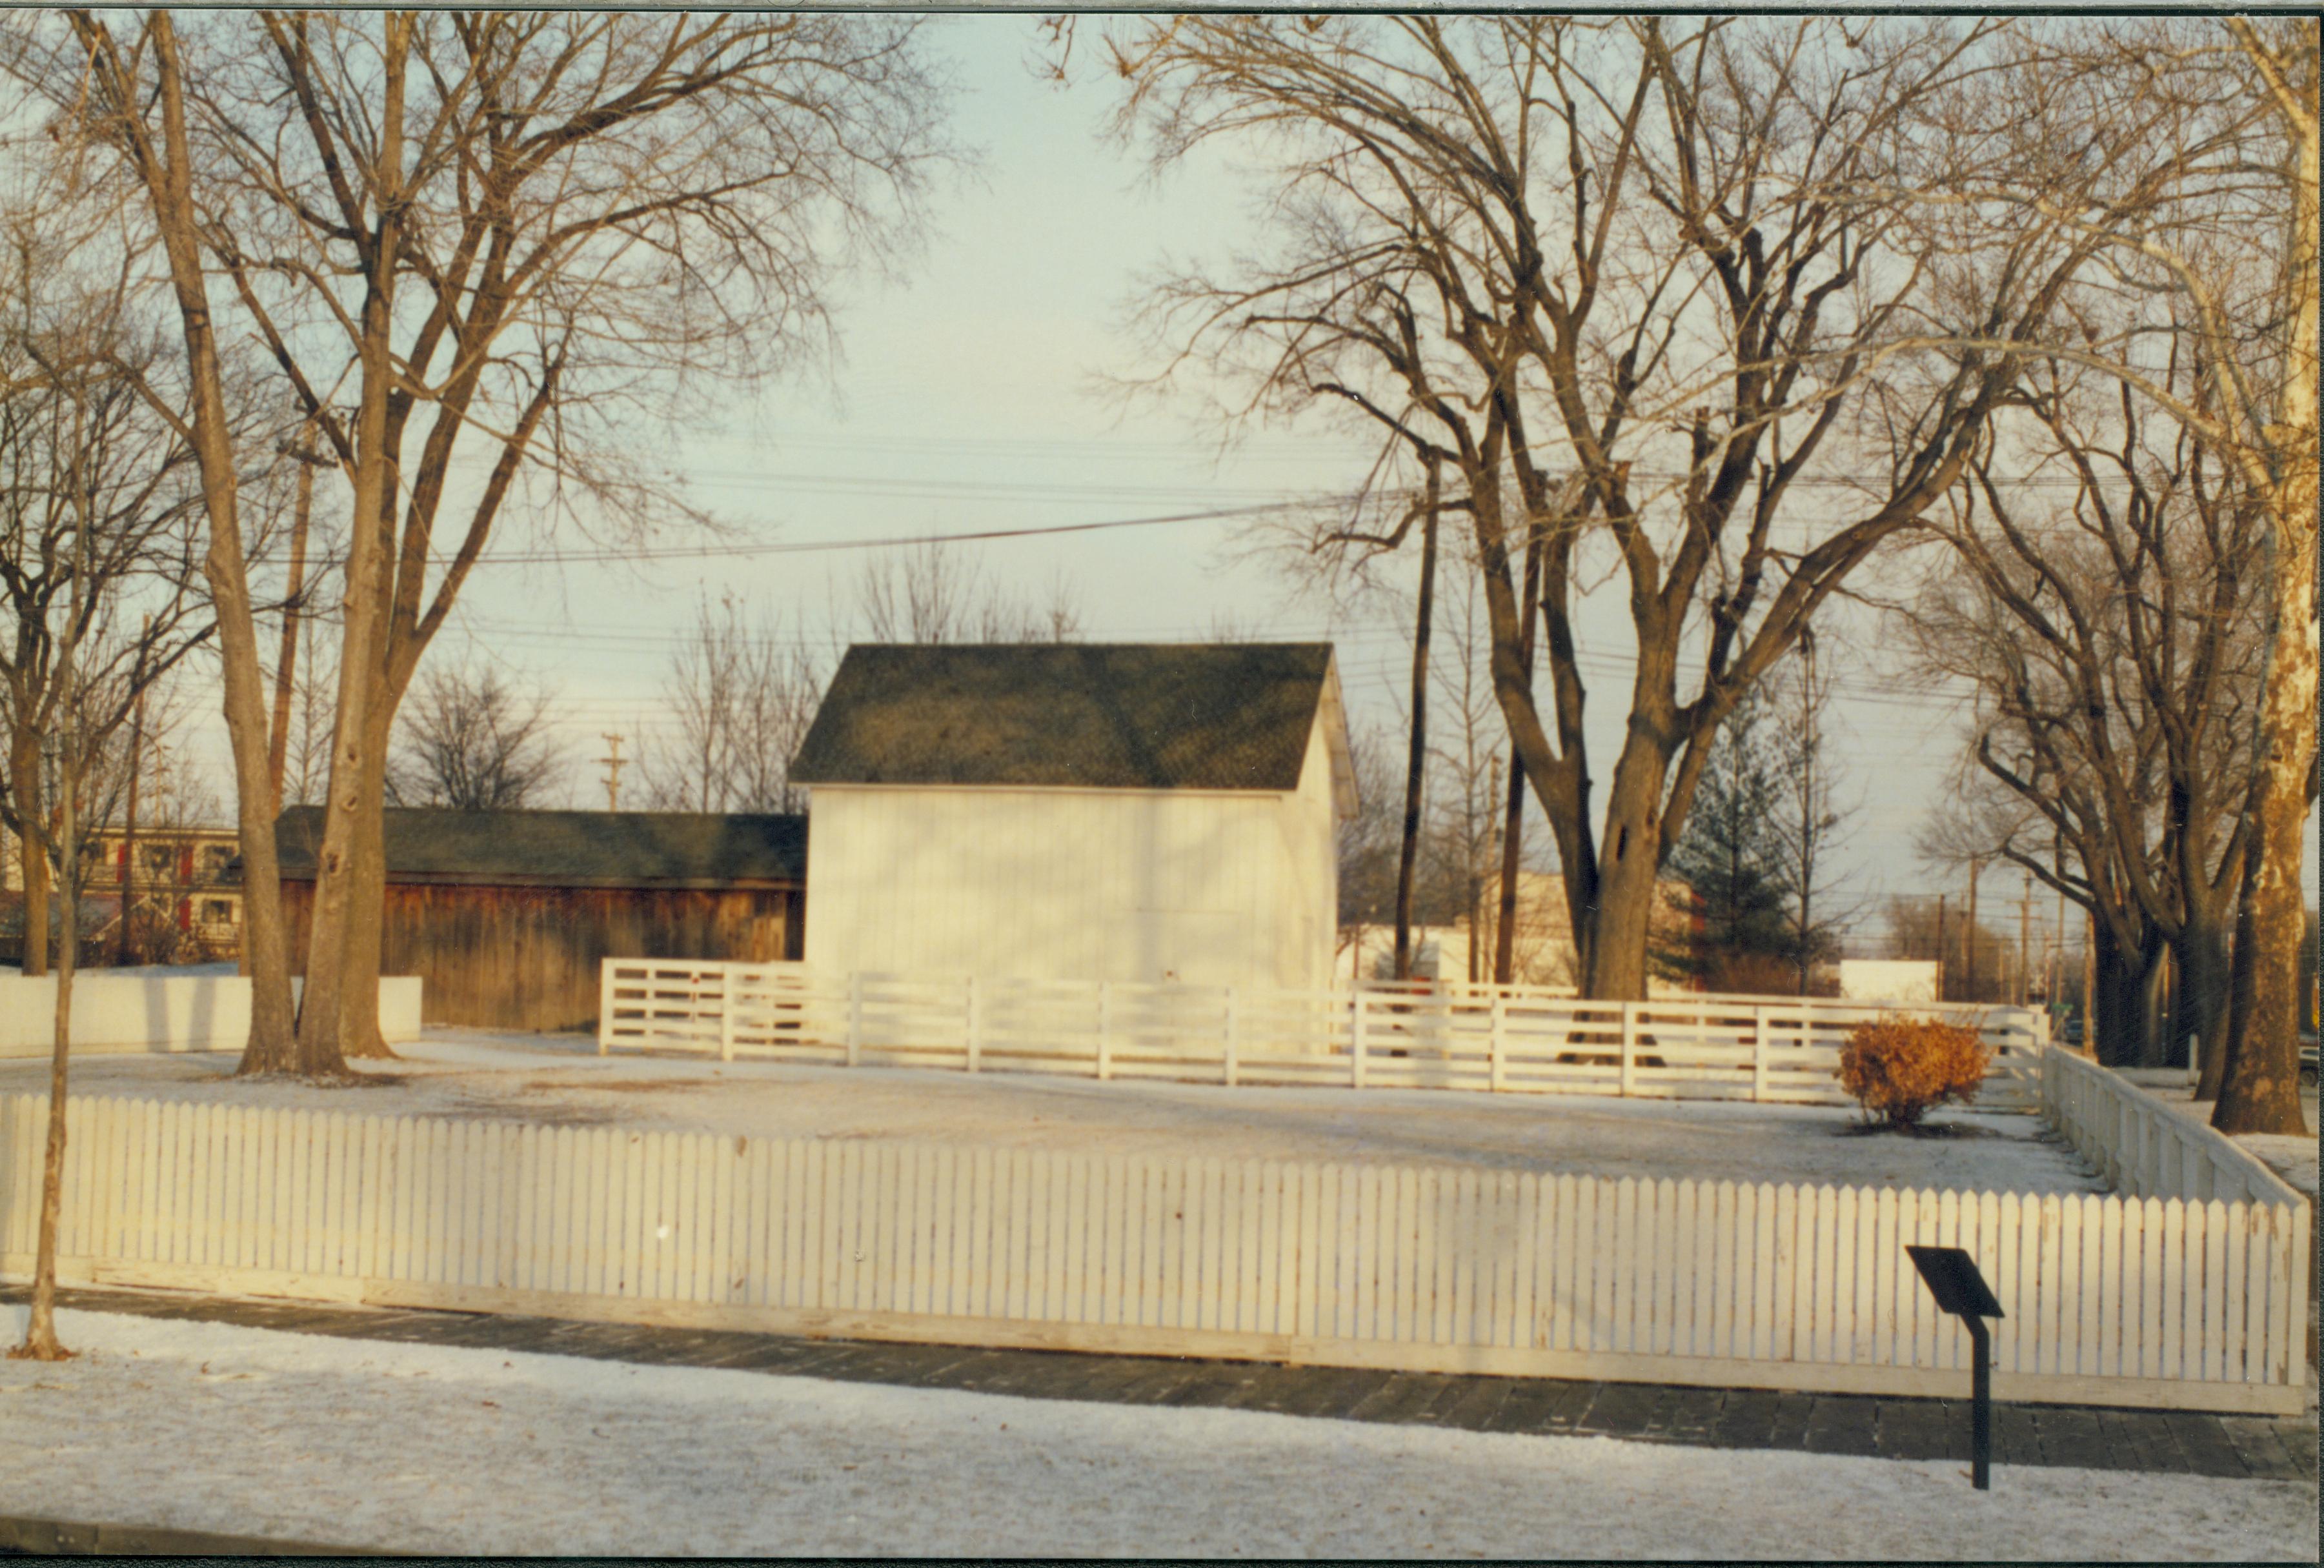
789, 642, 1356, 810
268, 807, 806, 890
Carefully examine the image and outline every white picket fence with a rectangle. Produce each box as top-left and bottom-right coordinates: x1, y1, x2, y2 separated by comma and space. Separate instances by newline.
2041, 1047, 2309, 1211
596, 961, 2046, 1111
5, 1085, 2302, 1413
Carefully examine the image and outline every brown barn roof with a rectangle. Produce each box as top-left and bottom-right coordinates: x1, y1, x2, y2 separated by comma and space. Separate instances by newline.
789, 643, 1351, 800
268, 807, 805, 890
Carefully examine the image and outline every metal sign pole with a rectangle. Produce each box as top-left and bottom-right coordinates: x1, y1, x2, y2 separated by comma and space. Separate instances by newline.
1906, 1243, 2005, 1493
1966, 1315, 1992, 1491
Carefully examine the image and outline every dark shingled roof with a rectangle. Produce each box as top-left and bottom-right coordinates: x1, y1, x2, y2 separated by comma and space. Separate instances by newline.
789, 643, 1341, 794
268, 807, 805, 889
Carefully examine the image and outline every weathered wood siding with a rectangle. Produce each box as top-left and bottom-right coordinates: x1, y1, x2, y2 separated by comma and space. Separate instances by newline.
280, 880, 800, 1034
803, 712, 1339, 991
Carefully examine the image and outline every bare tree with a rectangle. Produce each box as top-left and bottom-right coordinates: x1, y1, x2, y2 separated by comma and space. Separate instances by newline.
854, 540, 1084, 645
1105, 17, 2098, 1000
21, 10, 955, 1072
641, 594, 824, 815
0, 158, 214, 980
1907, 357, 2267, 1075
387, 663, 566, 812
1899, 17, 2315, 1133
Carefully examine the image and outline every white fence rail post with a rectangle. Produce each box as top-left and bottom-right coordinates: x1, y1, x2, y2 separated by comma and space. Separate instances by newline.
598, 962, 617, 1054
718, 963, 737, 1063
1619, 1003, 1637, 1096
1752, 1005, 1770, 1103
1489, 992, 1506, 1092
1351, 989, 1368, 1089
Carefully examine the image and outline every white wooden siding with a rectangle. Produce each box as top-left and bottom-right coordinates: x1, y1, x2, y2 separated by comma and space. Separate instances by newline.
803, 710, 1339, 991
2, 1089, 2301, 1413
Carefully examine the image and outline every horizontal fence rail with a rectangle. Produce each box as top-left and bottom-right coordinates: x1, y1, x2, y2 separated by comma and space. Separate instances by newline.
598, 961, 2045, 1111
2041, 1047, 2309, 1212
3, 1090, 2301, 1413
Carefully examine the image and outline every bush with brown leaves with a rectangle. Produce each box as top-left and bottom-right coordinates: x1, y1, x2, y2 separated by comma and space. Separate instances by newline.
1838, 1018, 1991, 1127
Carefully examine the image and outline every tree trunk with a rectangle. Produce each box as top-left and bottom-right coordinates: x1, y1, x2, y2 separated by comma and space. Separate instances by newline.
2179, 907, 2234, 1099
113, 15, 301, 1074
2215, 41, 2318, 1138
336, 676, 397, 1060
293, 17, 411, 1073
8, 732, 46, 978
1575, 727, 1672, 1001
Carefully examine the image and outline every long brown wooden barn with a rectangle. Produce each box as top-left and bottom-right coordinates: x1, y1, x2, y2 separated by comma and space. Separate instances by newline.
271, 807, 805, 1032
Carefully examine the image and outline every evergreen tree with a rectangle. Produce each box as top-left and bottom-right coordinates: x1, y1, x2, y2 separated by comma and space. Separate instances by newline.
1662, 692, 1792, 990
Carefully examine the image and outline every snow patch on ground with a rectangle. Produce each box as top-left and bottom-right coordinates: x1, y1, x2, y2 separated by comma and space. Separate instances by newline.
0, 1029, 2114, 1197
0, 1305, 2309, 1560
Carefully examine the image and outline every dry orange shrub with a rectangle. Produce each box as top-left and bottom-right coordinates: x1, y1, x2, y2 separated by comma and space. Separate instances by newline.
1837, 1018, 1991, 1127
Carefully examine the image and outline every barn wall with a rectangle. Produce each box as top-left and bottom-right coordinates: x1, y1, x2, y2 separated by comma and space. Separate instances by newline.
803, 713, 1339, 990
279, 881, 800, 1034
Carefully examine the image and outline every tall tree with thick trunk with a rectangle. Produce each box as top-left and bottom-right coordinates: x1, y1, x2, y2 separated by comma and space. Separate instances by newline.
17, 12, 307, 1069
1107, 17, 2099, 998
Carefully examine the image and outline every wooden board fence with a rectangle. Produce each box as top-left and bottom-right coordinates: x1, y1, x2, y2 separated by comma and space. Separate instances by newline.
1, 1090, 2301, 1413
599, 961, 2045, 1111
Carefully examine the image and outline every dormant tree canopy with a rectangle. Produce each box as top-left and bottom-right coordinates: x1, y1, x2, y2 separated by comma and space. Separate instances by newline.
1100, 15, 2098, 999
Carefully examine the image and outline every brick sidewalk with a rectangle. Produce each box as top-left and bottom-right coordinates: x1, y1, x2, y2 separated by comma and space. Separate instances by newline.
7, 1283, 2314, 1483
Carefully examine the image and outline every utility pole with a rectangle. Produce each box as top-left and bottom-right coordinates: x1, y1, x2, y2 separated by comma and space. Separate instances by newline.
598, 733, 627, 812
2083, 910, 2097, 1053
114, 618, 150, 967
1965, 860, 1979, 1002
268, 429, 327, 805
1936, 894, 1948, 1002
2019, 868, 2032, 1007
1394, 467, 1440, 985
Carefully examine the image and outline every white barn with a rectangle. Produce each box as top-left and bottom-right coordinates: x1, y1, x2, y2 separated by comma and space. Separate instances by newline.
789, 643, 1357, 991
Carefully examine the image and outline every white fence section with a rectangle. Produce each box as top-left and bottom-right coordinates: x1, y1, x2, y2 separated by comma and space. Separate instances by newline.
2042, 1045, 2310, 1211
598, 962, 2045, 1111
0, 972, 423, 1059
6, 1089, 2301, 1413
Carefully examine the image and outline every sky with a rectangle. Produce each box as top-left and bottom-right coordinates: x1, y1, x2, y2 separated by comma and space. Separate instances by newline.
178, 14, 2314, 960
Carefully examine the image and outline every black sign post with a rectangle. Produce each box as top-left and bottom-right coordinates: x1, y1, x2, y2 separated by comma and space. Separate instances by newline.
1906, 1244, 2005, 1491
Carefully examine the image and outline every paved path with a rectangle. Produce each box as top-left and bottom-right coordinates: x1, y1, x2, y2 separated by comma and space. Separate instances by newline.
8, 1283, 2315, 1483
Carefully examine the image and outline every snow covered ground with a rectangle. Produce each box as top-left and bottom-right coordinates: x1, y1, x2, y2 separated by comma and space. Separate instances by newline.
0, 1305, 2308, 1560
0, 1029, 2114, 1197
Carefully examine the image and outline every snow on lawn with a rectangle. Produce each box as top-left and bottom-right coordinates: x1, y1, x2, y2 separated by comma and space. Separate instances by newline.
0, 1306, 2308, 1561
0, 1030, 2110, 1197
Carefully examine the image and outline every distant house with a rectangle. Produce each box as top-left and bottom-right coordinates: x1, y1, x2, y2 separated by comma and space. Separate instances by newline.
789, 643, 1357, 991
1337, 867, 1703, 995
4, 822, 243, 964
271, 807, 805, 1032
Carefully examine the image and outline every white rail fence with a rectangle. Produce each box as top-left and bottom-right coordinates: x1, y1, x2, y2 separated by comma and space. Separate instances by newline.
598, 962, 2045, 1111
5, 1089, 2301, 1413
2041, 1047, 2310, 1211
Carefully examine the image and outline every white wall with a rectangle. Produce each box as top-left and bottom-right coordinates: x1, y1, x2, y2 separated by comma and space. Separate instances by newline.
0, 972, 423, 1058
805, 714, 1339, 991
1838, 960, 1940, 1004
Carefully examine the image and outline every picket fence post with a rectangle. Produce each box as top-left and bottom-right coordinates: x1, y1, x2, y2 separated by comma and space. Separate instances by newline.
1752, 1006, 1770, 1103
1096, 981, 1113, 1081
965, 974, 982, 1074
847, 972, 864, 1067
1351, 989, 1368, 1089
1223, 987, 1240, 1088
1619, 1003, 1638, 1096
